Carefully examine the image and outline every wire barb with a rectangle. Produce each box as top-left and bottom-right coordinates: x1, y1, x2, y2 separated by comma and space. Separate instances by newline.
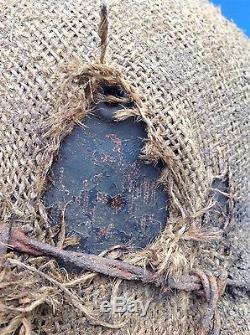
191, 270, 223, 335
98, 1, 109, 63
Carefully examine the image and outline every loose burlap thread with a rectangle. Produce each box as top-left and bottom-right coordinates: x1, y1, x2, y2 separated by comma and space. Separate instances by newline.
0, 0, 249, 334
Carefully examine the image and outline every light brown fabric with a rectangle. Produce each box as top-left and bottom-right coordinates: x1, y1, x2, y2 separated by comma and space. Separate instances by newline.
0, 0, 249, 334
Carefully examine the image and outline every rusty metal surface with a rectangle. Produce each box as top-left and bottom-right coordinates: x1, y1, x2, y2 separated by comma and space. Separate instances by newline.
43, 104, 168, 254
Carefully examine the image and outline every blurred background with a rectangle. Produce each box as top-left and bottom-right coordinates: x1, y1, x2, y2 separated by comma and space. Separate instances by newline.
211, 0, 250, 36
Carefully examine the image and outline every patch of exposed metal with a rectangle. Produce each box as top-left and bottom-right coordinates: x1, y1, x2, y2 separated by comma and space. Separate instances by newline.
203, 176, 230, 230
43, 101, 168, 254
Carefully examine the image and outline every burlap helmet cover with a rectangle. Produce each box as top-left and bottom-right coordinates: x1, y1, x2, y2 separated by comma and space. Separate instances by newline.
0, 0, 249, 334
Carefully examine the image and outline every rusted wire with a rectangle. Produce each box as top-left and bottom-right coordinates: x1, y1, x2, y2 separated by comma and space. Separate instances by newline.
191, 270, 223, 335
0, 223, 238, 335
98, 2, 109, 63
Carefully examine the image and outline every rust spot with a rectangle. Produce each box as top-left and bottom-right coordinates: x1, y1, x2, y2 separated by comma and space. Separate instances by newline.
107, 194, 126, 210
